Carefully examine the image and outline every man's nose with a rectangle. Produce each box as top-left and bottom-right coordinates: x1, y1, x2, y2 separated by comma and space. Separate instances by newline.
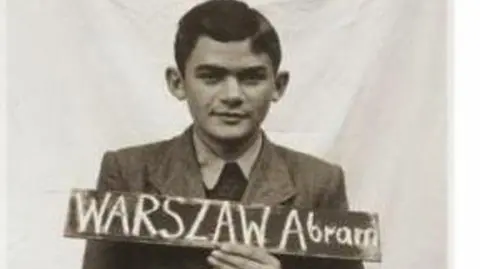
221, 76, 243, 105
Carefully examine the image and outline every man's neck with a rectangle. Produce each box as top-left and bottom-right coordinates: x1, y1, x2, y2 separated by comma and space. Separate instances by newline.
193, 126, 260, 161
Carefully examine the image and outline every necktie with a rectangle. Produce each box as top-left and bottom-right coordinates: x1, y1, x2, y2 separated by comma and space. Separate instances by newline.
205, 162, 247, 201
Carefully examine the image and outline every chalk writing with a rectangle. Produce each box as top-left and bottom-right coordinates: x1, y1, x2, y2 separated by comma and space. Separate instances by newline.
65, 189, 381, 262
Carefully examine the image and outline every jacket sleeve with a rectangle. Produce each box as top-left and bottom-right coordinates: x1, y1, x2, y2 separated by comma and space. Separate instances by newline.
282, 165, 365, 269
81, 152, 133, 269
320, 165, 365, 269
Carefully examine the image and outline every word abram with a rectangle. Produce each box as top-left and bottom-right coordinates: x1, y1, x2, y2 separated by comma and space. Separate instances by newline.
67, 190, 380, 258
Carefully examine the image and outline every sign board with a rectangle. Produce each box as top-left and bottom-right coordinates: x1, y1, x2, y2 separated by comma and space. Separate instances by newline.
64, 189, 381, 262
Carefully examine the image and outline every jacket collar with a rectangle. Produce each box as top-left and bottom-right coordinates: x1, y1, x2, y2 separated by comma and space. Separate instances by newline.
147, 126, 297, 206
192, 129, 263, 189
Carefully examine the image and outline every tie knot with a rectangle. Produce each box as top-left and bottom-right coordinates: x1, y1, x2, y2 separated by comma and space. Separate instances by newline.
223, 162, 243, 174
205, 162, 247, 201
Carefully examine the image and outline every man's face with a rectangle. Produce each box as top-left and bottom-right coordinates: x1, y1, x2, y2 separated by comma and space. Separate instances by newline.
178, 36, 286, 142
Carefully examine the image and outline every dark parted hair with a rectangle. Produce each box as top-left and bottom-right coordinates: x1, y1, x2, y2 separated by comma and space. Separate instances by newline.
174, 0, 282, 76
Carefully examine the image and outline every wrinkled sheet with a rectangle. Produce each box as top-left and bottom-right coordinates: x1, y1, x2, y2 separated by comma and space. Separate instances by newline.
8, 0, 446, 268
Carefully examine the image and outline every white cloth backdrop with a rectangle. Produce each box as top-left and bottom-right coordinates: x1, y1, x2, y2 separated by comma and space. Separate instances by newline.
8, 0, 446, 268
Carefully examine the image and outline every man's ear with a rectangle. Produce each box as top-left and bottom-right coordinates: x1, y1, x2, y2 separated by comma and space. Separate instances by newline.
272, 71, 290, 102
165, 67, 186, 100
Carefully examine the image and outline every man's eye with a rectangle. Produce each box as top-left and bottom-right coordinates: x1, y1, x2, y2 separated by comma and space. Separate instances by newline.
198, 73, 223, 84
239, 74, 266, 85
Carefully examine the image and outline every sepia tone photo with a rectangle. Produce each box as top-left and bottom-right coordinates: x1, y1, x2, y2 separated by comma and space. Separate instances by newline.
8, 0, 446, 269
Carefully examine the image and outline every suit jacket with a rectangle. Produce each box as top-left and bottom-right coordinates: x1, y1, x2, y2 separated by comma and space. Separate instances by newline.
82, 127, 364, 269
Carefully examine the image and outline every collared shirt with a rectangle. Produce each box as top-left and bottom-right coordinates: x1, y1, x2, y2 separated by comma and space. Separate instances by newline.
192, 131, 263, 190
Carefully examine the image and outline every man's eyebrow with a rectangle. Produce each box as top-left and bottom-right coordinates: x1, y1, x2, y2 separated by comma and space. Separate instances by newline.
195, 64, 228, 73
237, 66, 268, 75
194, 65, 268, 74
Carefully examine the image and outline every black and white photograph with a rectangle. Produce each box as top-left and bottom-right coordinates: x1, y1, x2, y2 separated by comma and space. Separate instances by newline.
7, 0, 447, 269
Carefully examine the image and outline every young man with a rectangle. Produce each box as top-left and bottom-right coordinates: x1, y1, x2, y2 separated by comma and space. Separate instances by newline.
83, 1, 363, 269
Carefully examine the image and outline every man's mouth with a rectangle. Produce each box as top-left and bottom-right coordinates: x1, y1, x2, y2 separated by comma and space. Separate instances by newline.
211, 111, 248, 122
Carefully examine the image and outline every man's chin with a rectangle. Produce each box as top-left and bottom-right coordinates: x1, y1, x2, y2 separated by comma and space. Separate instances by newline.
207, 126, 257, 143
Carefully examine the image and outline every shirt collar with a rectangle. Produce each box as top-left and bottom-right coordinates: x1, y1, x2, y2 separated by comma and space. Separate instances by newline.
193, 131, 263, 190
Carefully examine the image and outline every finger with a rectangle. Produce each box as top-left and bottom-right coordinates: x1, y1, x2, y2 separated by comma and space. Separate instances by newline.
219, 244, 277, 265
211, 250, 259, 269
207, 255, 237, 269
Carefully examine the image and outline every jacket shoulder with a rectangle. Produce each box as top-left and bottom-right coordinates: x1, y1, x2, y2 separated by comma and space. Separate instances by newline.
271, 143, 347, 208
98, 135, 181, 188
272, 143, 341, 173
111, 137, 177, 161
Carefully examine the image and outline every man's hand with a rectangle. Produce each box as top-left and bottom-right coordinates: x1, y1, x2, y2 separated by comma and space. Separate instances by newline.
207, 243, 281, 269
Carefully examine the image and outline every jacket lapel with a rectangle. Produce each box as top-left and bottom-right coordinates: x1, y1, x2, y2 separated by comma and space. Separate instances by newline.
146, 127, 207, 199
146, 128, 297, 206
241, 136, 297, 206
